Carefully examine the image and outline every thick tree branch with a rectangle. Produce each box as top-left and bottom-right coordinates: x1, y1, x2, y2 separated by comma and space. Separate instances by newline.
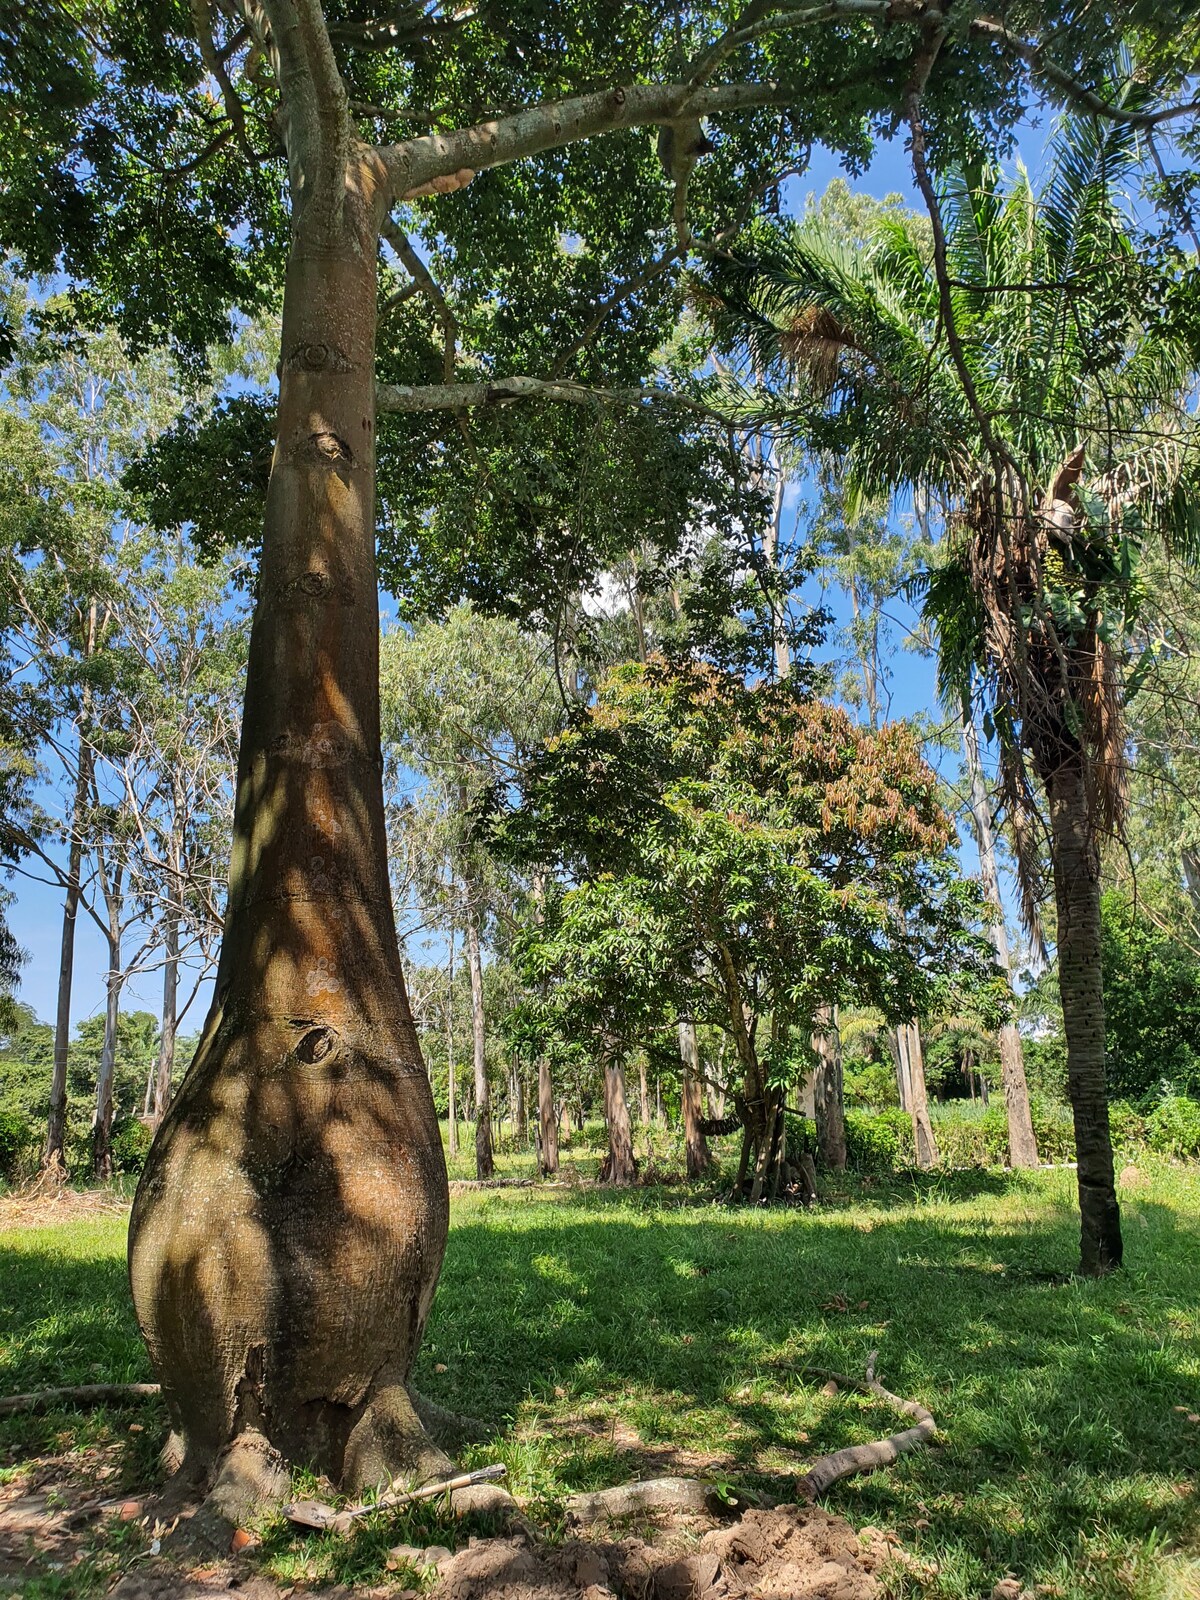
379, 80, 825, 203
376, 374, 720, 416
972, 17, 1200, 128
259, 0, 351, 225
190, 0, 256, 162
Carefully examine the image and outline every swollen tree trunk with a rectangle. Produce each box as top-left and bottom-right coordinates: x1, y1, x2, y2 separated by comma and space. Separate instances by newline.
129, 171, 449, 1496
45, 738, 92, 1174
537, 1055, 558, 1177
963, 714, 1038, 1167
811, 1005, 846, 1171
678, 1021, 711, 1177
465, 900, 493, 1179
895, 1022, 937, 1168
151, 902, 180, 1126
92, 937, 122, 1180
602, 1056, 636, 1186
1046, 755, 1122, 1274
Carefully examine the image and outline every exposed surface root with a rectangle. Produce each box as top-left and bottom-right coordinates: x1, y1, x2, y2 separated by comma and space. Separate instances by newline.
0, 1383, 162, 1418
795, 1353, 937, 1499
566, 1476, 748, 1526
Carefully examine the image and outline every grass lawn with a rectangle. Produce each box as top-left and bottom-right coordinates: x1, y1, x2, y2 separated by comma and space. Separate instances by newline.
1, 1162, 1198, 1598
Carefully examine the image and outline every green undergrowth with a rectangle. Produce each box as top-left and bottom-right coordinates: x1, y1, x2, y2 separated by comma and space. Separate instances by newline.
1, 1165, 1198, 1598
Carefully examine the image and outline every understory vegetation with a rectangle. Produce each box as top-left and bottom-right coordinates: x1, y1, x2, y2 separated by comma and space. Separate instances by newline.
2, 1167, 1197, 1600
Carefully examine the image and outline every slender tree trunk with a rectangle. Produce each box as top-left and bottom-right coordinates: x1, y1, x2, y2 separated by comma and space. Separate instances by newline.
445, 927, 458, 1158
44, 739, 93, 1174
151, 903, 180, 1126
895, 1022, 937, 1168
638, 1056, 650, 1128
129, 183, 450, 1494
1046, 755, 1122, 1274
891, 1026, 912, 1111
963, 714, 1039, 1167
465, 900, 493, 1179
811, 1004, 846, 1171
678, 1021, 711, 1178
92, 938, 122, 1180
602, 1055, 636, 1185
537, 1056, 558, 1177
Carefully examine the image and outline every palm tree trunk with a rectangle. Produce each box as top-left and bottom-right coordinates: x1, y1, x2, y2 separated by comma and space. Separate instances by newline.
465, 900, 493, 1179
1046, 755, 1122, 1274
963, 714, 1039, 1167
811, 1004, 847, 1170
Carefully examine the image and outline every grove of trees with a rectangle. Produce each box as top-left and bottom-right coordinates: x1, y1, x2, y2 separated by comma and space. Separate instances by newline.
3, 0, 1200, 1524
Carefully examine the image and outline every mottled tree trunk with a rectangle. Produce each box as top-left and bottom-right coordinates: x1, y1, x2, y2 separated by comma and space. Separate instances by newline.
151, 903, 179, 1126
129, 173, 449, 1495
602, 1057, 636, 1186
1046, 755, 1122, 1274
963, 714, 1038, 1167
678, 1021, 711, 1177
537, 1056, 558, 1177
92, 938, 122, 1181
638, 1055, 650, 1128
445, 924, 458, 1158
811, 1005, 846, 1171
45, 738, 92, 1174
465, 901, 493, 1179
895, 1022, 937, 1168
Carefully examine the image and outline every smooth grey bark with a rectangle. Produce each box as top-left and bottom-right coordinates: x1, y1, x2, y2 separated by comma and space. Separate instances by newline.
465, 900, 493, 1179
445, 924, 458, 1158
962, 713, 1039, 1167
151, 903, 179, 1126
678, 1021, 711, 1177
45, 737, 93, 1174
894, 1021, 937, 1168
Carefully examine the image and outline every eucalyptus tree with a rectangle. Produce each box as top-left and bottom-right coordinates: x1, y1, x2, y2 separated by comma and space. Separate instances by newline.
702, 115, 1200, 1270
8, 0, 1198, 1500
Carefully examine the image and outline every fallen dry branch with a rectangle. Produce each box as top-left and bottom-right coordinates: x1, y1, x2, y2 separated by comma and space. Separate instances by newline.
0, 1382, 162, 1418
284, 1462, 507, 1533
795, 1352, 937, 1499
565, 1475, 757, 1526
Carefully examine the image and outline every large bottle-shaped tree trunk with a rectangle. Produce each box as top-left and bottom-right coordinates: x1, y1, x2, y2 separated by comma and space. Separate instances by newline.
962, 715, 1039, 1167
1045, 755, 1122, 1273
129, 168, 449, 1495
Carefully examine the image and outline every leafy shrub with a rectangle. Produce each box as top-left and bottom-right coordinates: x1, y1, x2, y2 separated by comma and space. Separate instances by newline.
931, 1106, 1009, 1167
842, 1057, 900, 1108
1028, 1097, 1075, 1163
844, 1107, 913, 1172
110, 1117, 154, 1175
0, 1108, 32, 1180
1107, 1100, 1146, 1153
1146, 1095, 1200, 1160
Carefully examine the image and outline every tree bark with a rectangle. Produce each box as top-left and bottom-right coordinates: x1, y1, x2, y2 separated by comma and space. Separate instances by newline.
638, 1055, 650, 1128
92, 935, 122, 1181
445, 925, 458, 1158
1046, 754, 1122, 1274
895, 1021, 937, 1168
537, 1055, 558, 1177
963, 714, 1038, 1167
811, 1005, 847, 1171
128, 166, 450, 1494
602, 1056, 636, 1185
151, 902, 180, 1126
45, 737, 93, 1174
465, 899, 493, 1179
678, 1021, 711, 1177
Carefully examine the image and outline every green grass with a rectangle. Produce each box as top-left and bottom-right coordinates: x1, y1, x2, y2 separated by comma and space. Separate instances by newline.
2, 1163, 1199, 1597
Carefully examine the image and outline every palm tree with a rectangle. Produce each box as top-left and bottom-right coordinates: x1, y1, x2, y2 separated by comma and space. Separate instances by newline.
701, 114, 1200, 1273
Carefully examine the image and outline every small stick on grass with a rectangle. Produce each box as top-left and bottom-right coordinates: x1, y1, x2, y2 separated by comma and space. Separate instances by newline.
795, 1352, 937, 1499
285, 1462, 508, 1533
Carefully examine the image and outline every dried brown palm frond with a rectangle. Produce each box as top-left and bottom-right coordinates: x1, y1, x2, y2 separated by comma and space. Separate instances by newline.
778, 305, 853, 394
